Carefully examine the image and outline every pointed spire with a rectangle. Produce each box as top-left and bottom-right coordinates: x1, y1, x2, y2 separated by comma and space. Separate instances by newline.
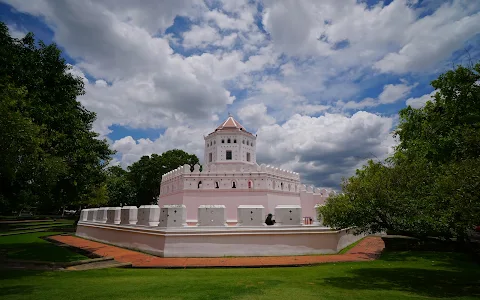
212, 113, 253, 135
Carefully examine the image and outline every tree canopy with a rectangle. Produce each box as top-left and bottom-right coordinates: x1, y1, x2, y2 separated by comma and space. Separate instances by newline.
0, 23, 114, 214
126, 150, 199, 206
320, 63, 480, 241
0, 23, 203, 215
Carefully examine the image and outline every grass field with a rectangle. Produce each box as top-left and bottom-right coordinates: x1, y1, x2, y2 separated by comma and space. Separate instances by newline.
0, 219, 75, 233
0, 231, 87, 262
1, 250, 479, 300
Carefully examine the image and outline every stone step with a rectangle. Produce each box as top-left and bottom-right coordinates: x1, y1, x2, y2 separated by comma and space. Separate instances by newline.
66, 260, 132, 271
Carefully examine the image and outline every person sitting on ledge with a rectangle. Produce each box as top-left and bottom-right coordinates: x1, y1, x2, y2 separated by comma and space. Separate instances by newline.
265, 213, 275, 226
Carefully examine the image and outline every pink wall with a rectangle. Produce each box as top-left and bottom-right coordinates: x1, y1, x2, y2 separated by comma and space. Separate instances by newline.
76, 222, 365, 257
159, 190, 304, 221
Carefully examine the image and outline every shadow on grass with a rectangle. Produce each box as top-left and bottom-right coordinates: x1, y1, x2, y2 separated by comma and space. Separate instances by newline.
1, 242, 86, 262
323, 267, 480, 298
0, 270, 46, 298
379, 250, 478, 270
321, 252, 480, 298
0, 285, 36, 297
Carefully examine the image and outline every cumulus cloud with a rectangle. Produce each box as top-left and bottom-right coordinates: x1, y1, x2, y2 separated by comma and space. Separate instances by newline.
337, 81, 416, 110
378, 82, 417, 104
4, 0, 479, 189
6, 23, 26, 38
182, 25, 219, 48
406, 90, 438, 108
374, 1, 480, 73
238, 103, 276, 128
112, 125, 212, 167
255, 112, 396, 187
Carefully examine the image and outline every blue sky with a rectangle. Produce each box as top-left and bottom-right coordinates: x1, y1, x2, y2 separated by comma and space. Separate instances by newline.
2, 0, 479, 188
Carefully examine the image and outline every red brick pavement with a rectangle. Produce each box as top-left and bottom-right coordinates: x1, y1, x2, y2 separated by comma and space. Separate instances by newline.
50, 235, 384, 268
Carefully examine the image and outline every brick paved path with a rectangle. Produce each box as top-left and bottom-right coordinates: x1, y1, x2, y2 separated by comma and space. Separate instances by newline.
50, 235, 384, 268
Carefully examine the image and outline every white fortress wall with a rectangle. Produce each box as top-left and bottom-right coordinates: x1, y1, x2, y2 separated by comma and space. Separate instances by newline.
159, 162, 334, 222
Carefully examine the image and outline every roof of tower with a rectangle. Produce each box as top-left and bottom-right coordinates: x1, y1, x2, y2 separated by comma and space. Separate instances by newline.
212, 114, 253, 135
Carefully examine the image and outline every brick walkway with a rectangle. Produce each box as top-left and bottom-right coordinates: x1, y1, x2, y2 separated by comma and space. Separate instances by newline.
50, 235, 384, 268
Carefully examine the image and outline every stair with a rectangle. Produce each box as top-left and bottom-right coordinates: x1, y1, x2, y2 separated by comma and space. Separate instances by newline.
66, 260, 132, 270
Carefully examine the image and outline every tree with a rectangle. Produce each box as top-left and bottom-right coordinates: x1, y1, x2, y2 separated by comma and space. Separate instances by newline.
395, 63, 480, 164
0, 23, 114, 214
127, 150, 199, 206
320, 63, 480, 241
105, 166, 136, 207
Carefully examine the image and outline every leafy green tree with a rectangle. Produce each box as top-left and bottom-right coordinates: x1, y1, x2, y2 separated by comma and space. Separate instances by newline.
0, 22, 114, 214
321, 63, 480, 241
128, 150, 199, 206
105, 166, 136, 207
395, 63, 480, 164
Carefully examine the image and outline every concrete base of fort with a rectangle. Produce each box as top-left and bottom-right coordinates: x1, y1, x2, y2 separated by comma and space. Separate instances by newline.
75, 222, 364, 257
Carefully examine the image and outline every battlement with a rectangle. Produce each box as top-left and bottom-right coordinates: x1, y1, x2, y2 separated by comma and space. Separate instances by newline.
162, 163, 301, 181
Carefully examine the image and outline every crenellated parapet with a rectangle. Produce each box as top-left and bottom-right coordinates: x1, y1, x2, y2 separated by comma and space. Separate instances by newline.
160, 162, 304, 196
79, 204, 328, 227
159, 162, 336, 199
161, 163, 301, 181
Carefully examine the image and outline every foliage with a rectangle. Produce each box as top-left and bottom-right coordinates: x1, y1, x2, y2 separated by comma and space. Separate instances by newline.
105, 166, 136, 207
395, 63, 480, 164
0, 23, 114, 214
320, 63, 480, 241
126, 149, 199, 206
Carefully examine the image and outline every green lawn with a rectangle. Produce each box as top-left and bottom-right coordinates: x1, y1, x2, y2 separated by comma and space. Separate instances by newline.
1, 251, 479, 300
0, 231, 87, 262
0, 220, 74, 231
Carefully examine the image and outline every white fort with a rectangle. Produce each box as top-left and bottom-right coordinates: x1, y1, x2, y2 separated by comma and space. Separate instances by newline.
75, 115, 365, 258
158, 114, 333, 224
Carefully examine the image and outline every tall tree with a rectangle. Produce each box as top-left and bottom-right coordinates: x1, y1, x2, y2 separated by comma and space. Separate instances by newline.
320, 63, 480, 241
0, 23, 114, 214
105, 166, 136, 207
128, 150, 199, 206
395, 63, 480, 164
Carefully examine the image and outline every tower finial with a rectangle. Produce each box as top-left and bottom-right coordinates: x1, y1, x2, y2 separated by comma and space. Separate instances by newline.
228, 111, 232, 117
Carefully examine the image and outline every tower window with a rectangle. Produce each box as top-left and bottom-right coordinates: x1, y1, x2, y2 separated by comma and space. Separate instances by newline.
198, 181, 202, 189
242, 140, 245, 144
209, 153, 212, 162
251, 142, 254, 147
226, 151, 232, 160
246, 152, 251, 162
246, 141, 249, 146
214, 140, 216, 144
232, 181, 236, 188
234, 139, 237, 143
215, 181, 219, 189
222, 139, 224, 143
227, 138, 231, 143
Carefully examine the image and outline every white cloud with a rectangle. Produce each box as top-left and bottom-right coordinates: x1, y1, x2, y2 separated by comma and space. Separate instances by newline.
6, 23, 26, 38
110, 111, 396, 188
5, 0, 479, 189
255, 112, 396, 186
374, 1, 480, 73
378, 82, 417, 104
337, 82, 416, 110
112, 125, 211, 167
182, 25, 219, 48
238, 103, 276, 128
406, 90, 437, 108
